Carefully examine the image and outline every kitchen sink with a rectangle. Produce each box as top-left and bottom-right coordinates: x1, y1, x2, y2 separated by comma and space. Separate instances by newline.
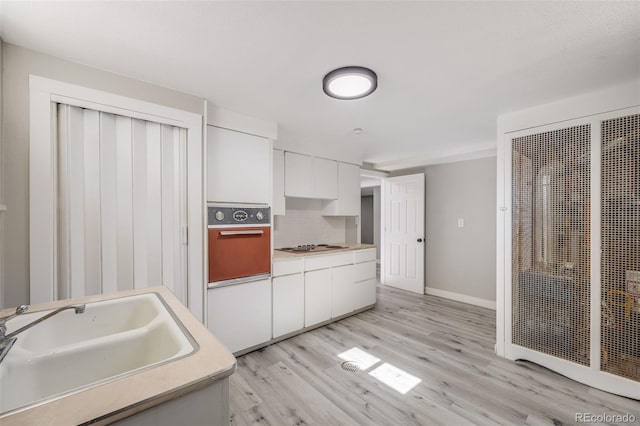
0, 293, 196, 415
11, 295, 161, 352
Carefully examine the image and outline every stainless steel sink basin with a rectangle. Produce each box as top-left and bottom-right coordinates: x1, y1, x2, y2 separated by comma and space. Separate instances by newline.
0, 293, 196, 415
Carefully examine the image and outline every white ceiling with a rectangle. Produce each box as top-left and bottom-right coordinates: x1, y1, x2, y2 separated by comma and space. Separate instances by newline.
1, 1, 639, 170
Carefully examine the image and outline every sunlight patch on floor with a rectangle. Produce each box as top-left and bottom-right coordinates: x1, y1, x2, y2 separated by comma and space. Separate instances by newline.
337, 347, 421, 394
369, 362, 422, 395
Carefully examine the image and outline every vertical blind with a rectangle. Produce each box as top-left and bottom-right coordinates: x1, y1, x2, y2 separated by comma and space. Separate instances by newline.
56, 104, 187, 303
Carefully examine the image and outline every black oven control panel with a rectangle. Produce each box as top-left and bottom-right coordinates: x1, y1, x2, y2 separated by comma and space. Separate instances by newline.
208, 206, 271, 226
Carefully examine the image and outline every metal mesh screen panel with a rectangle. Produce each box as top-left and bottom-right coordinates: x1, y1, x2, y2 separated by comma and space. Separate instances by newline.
601, 114, 640, 381
512, 125, 591, 365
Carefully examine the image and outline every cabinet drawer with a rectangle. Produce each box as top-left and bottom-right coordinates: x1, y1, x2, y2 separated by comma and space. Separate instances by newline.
354, 248, 376, 263
305, 252, 353, 271
354, 261, 376, 282
273, 258, 304, 277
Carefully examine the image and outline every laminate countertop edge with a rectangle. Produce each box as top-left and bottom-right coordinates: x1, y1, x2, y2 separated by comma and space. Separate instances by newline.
85, 363, 237, 425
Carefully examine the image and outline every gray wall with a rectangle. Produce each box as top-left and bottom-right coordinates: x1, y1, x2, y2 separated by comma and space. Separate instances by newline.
1, 43, 204, 308
391, 156, 497, 302
361, 195, 374, 244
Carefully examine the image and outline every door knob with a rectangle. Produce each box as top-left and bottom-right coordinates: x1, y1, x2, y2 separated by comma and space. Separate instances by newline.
417, 238, 423, 243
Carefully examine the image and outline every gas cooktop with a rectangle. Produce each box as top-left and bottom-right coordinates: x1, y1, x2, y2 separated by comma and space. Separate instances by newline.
276, 244, 347, 253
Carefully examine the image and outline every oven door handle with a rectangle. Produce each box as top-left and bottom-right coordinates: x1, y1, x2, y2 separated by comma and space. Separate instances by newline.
219, 230, 264, 236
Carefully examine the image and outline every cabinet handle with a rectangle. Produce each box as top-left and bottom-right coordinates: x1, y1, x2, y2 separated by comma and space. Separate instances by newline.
417, 238, 423, 243
220, 230, 264, 236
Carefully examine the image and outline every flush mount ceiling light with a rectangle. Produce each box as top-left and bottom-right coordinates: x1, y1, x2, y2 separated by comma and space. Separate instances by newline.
323, 66, 377, 100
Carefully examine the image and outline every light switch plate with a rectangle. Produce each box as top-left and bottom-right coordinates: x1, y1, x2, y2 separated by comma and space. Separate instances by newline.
457, 218, 464, 228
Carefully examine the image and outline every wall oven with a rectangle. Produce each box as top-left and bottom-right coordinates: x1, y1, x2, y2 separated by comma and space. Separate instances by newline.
207, 205, 271, 287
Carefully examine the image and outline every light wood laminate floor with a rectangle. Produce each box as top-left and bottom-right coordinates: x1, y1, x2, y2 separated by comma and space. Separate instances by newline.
229, 285, 640, 425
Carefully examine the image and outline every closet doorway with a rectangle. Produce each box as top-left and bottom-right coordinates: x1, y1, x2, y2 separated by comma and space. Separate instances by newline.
29, 76, 204, 320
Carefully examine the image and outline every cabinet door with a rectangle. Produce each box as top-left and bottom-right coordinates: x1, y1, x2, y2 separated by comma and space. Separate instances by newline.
331, 264, 354, 318
272, 149, 286, 215
207, 126, 271, 204
304, 269, 332, 327
314, 158, 338, 199
207, 279, 271, 353
284, 152, 314, 198
323, 162, 361, 215
353, 279, 376, 310
272, 274, 304, 338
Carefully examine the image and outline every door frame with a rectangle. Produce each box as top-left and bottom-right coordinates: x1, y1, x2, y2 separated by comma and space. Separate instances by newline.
360, 168, 387, 282
29, 75, 205, 321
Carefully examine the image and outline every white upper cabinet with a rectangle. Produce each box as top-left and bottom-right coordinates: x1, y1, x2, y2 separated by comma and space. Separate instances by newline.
313, 158, 338, 199
207, 126, 271, 204
272, 149, 285, 215
322, 162, 361, 216
284, 152, 337, 199
284, 152, 314, 198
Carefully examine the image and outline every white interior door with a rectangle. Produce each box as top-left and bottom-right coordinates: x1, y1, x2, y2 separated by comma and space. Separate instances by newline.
383, 173, 425, 294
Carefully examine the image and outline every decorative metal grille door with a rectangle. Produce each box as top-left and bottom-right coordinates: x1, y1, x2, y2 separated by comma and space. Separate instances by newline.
601, 113, 640, 382
512, 125, 591, 365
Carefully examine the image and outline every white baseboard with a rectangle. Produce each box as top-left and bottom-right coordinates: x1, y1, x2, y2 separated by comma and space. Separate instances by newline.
424, 287, 496, 310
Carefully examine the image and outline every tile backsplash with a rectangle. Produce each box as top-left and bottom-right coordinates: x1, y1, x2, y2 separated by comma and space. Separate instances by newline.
273, 198, 346, 248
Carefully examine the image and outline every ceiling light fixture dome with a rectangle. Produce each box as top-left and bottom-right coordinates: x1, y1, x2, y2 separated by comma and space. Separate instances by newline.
323, 66, 377, 100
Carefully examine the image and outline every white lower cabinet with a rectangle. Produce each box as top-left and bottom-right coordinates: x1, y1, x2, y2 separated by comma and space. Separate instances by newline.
304, 268, 332, 327
207, 279, 271, 354
354, 279, 376, 309
331, 264, 354, 318
353, 254, 377, 311
272, 274, 304, 338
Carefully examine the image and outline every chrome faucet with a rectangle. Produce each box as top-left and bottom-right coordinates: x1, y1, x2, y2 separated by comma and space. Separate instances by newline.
0, 303, 86, 363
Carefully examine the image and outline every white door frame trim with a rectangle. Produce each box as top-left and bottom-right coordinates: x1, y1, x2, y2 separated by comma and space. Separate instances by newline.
29, 75, 205, 321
